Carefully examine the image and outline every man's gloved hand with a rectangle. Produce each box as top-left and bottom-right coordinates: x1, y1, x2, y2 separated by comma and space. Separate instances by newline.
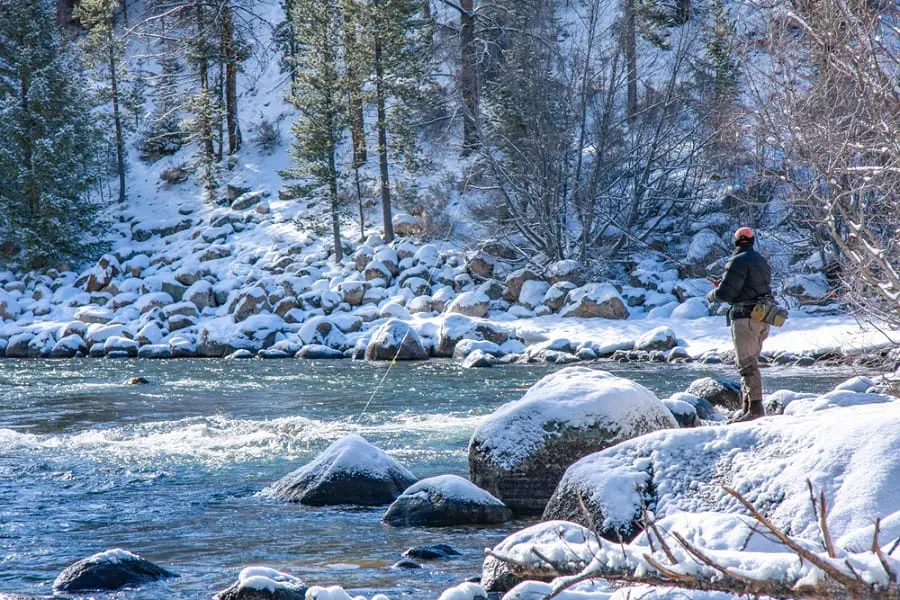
706, 288, 718, 304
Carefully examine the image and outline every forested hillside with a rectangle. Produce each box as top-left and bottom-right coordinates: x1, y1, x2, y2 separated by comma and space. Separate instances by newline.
0, 0, 897, 322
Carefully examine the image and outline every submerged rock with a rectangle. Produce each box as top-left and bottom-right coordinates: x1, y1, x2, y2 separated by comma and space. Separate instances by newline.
403, 544, 462, 560
215, 566, 306, 600
685, 377, 741, 411
468, 367, 677, 515
53, 549, 176, 592
263, 435, 416, 506
383, 474, 512, 527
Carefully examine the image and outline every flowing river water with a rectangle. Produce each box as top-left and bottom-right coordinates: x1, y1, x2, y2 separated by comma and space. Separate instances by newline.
0, 359, 865, 598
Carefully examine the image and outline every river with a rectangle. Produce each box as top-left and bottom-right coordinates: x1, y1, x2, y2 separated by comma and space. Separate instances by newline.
0, 359, 862, 598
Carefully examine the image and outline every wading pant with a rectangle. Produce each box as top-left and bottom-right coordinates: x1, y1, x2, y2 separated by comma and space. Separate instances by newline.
731, 318, 770, 413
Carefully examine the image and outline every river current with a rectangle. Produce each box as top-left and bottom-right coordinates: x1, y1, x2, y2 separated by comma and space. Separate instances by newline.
0, 359, 860, 598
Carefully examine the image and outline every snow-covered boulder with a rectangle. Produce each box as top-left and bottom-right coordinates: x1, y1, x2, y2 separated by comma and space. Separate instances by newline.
365, 319, 428, 361
49, 334, 87, 358
469, 367, 677, 514
392, 213, 421, 237
543, 398, 900, 549
545, 259, 584, 286
685, 377, 741, 411
452, 339, 502, 359
138, 344, 172, 359
214, 566, 306, 600
785, 272, 832, 305
84, 254, 121, 292
662, 396, 700, 427
53, 548, 176, 592
262, 435, 416, 506
504, 268, 541, 302
559, 284, 627, 319
103, 336, 139, 357
542, 281, 576, 312
480, 521, 599, 593
184, 280, 215, 310
382, 474, 512, 527
437, 582, 487, 600
0, 290, 21, 321
232, 288, 271, 322
461, 350, 495, 368
686, 228, 729, 267
671, 297, 710, 320
435, 314, 513, 357
465, 251, 496, 280
518, 280, 550, 311
445, 290, 490, 318
75, 305, 114, 324
633, 326, 677, 352
298, 316, 349, 350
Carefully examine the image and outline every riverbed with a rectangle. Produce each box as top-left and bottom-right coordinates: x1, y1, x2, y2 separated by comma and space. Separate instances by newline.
0, 359, 865, 598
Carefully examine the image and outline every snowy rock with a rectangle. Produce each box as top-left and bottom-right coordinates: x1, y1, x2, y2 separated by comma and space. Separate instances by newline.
137, 344, 172, 359
686, 228, 729, 267
671, 297, 710, 320
785, 272, 832, 305
480, 521, 598, 593
461, 349, 495, 369
298, 316, 349, 350
364, 260, 393, 282
135, 292, 175, 315
663, 397, 700, 428
518, 280, 550, 311
465, 252, 496, 282
504, 268, 540, 302
545, 399, 900, 549
559, 284, 627, 319
365, 320, 428, 361
50, 335, 87, 358
232, 288, 271, 322
295, 344, 344, 359
545, 260, 584, 286
230, 190, 264, 211
392, 213, 421, 237
262, 435, 416, 506
75, 305, 114, 324
673, 278, 715, 302
452, 339, 502, 359
685, 377, 741, 411
214, 566, 306, 600
378, 301, 411, 321
435, 314, 513, 357
103, 336, 139, 357
445, 290, 490, 318
407, 295, 433, 314
383, 474, 512, 527
53, 548, 176, 592
86, 324, 127, 347
469, 367, 677, 514
85, 254, 121, 292
834, 376, 877, 394
0, 291, 21, 321
184, 280, 215, 310
542, 281, 576, 312
337, 281, 366, 306
633, 326, 677, 352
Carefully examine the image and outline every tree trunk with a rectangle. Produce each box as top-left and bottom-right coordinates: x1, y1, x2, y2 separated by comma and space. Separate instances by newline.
460, 0, 479, 155
344, 13, 366, 166
223, 2, 241, 154
374, 30, 394, 243
20, 71, 38, 221
120, 0, 128, 26
108, 32, 126, 203
329, 150, 343, 263
623, 0, 637, 123
195, 0, 215, 195
675, 0, 691, 23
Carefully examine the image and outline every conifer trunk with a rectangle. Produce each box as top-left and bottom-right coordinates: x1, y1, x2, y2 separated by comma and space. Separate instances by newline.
374, 27, 394, 243
624, 0, 638, 123
108, 31, 126, 203
460, 0, 478, 154
223, 2, 241, 154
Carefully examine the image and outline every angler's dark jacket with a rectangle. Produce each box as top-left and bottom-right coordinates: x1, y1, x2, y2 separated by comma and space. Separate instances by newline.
711, 245, 772, 319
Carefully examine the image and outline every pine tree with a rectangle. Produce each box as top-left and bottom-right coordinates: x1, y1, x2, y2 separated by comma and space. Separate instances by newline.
0, 0, 106, 269
285, 0, 347, 262
365, 0, 432, 243
78, 0, 130, 203
698, 0, 740, 148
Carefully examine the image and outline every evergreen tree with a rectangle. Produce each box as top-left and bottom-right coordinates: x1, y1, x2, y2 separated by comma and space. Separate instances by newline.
139, 55, 185, 161
78, 0, 130, 203
285, 0, 347, 262
0, 0, 106, 269
365, 0, 432, 243
697, 0, 740, 149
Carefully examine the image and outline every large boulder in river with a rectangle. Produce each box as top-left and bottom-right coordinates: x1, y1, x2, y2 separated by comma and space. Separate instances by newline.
215, 566, 306, 600
262, 435, 416, 506
53, 549, 176, 592
365, 319, 428, 361
468, 367, 677, 515
445, 290, 490, 318
383, 474, 512, 527
435, 314, 513, 357
685, 377, 741, 411
633, 326, 678, 352
480, 521, 598, 594
559, 283, 627, 319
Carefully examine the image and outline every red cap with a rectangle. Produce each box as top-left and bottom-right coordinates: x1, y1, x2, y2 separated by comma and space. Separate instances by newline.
734, 227, 755, 244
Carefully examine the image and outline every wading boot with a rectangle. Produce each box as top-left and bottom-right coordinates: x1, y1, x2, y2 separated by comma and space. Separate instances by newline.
731, 401, 764, 423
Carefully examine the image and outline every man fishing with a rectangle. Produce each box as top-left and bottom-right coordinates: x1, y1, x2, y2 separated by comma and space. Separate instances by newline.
706, 227, 772, 423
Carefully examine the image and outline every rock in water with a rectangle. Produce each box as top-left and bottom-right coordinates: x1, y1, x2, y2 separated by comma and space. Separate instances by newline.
383, 474, 512, 527
262, 435, 416, 506
633, 326, 678, 352
685, 377, 741, 411
481, 521, 598, 593
125, 376, 150, 385
53, 549, 176, 592
364, 319, 428, 361
403, 544, 462, 560
215, 566, 306, 600
468, 367, 677, 515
